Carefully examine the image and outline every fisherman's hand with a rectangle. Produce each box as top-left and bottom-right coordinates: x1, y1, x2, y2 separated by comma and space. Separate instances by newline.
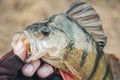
13, 40, 54, 78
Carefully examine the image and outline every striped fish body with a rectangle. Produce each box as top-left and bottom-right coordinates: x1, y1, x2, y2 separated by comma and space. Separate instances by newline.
11, 1, 114, 80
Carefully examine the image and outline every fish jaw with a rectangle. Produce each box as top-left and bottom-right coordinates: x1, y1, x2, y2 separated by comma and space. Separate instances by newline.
11, 30, 60, 63
25, 47, 57, 62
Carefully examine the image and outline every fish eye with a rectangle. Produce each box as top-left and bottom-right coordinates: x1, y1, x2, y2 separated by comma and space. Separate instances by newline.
41, 26, 50, 36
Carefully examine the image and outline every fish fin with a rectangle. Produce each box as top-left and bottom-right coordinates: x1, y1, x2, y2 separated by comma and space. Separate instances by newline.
66, 1, 107, 48
63, 57, 83, 80
59, 70, 75, 80
105, 54, 120, 80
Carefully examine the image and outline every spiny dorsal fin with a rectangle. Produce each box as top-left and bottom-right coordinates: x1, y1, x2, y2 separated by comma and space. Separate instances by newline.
66, 1, 107, 48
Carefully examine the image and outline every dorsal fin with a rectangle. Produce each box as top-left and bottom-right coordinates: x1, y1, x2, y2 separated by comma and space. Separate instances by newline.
66, 1, 107, 48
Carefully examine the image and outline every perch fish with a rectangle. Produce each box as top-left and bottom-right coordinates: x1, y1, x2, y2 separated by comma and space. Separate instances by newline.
11, 1, 120, 80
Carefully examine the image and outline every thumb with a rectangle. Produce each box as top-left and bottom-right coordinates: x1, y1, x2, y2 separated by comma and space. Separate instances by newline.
13, 40, 27, 61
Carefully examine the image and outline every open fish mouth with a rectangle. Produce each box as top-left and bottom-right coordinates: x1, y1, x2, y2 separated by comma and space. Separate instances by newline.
11, 30, 33, 55
11, 30, 57, 63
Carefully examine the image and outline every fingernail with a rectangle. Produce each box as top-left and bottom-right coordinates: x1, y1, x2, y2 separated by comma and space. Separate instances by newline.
23, 64, 33, 73
15, 41, 23, 51
37, 64, 54, 78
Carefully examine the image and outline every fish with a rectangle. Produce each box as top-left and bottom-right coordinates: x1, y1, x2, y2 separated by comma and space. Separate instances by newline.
11, 1, 119, 80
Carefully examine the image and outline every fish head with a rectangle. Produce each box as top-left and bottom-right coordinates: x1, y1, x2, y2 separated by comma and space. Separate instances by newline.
11, 14, 73, 62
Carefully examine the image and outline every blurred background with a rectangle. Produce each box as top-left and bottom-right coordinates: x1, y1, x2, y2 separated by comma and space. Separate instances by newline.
0, 0, 120, 58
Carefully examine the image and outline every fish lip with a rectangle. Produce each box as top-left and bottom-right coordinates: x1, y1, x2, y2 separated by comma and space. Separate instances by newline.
20, 30, 32, 39
11, 31, 30, 50
19, 30, 32, 53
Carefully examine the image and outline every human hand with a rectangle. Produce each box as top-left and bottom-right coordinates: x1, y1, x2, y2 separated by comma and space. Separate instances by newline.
13, 40, 54, 78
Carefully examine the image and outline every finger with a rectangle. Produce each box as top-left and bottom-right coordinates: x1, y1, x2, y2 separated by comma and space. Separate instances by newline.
37, 63, 54, 78
22, 60, 40, 77
14, 40, 27, 61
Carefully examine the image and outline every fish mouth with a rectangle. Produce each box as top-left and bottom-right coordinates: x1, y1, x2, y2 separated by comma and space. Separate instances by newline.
11, 30, 56, 63
11, 30, 32, 54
